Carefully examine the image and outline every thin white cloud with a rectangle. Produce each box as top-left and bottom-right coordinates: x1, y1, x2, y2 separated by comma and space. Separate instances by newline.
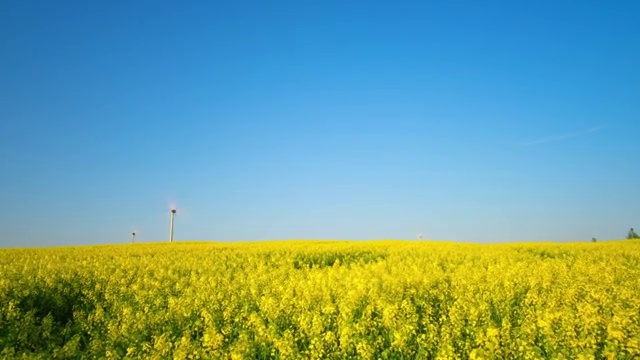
522, 126, 602, 146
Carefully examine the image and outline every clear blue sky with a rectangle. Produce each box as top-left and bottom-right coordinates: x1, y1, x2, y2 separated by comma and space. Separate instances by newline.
1, 0, 639, 247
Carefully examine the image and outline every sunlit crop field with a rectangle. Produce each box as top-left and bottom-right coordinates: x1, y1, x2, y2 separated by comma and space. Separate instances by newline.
1, 241, 639, 359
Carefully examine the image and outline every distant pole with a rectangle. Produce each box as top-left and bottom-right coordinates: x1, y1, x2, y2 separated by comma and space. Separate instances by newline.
169, 209, 176, 242
131, 232, 136, 243
418, 233, 423, 241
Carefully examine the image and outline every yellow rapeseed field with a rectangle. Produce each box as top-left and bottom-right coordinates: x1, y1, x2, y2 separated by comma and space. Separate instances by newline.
1, 240, 639, 359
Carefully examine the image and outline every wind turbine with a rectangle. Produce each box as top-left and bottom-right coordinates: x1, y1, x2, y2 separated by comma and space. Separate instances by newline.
131, 231, 136, 243
167, 198, 188, 242
169, 208, 177, 242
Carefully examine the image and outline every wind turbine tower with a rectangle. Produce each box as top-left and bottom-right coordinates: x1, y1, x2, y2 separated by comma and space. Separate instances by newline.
131, 231, 136, 243
169, 208, 177, 242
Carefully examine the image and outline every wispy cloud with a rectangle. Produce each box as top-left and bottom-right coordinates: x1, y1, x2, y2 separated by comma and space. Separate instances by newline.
522, 126, 602, 146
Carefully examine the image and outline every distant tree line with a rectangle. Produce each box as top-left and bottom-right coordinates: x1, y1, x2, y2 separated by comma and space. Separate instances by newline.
591, 228, 639, 242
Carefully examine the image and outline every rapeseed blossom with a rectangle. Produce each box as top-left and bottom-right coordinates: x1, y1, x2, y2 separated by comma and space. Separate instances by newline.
1, 240, 639, 359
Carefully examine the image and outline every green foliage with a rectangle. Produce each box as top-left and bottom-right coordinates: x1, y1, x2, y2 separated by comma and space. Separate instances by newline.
627, 228, 640, 239
292, 250, 387, 269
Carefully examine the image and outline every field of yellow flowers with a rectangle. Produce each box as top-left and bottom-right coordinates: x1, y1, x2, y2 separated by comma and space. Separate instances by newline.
1, 240, 639, 359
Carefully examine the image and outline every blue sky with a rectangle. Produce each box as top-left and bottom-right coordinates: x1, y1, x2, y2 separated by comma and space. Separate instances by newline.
1, 0, 639, 247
